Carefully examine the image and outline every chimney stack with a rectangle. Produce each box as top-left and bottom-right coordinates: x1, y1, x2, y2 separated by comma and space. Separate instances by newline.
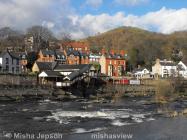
110, 49, 115, 55
101, 48, 106, 55
120, 50, 125, 56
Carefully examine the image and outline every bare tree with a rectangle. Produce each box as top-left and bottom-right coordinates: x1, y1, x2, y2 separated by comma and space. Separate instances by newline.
26, 25, 55, 50
59, 32, 72, 42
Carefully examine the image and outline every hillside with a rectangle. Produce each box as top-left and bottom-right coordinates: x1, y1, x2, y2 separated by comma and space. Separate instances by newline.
0, 27, 22, 39
86, 26, 187, 69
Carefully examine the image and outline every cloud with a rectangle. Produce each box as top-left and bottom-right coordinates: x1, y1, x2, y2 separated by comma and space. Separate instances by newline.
68, 12, 126, 38
114, 0, 149, 6
0, 0, 73, 31
85, 0, 103, 8
68, 7, 187, 39
0, 1, 187, 39
140, 7, 187, 33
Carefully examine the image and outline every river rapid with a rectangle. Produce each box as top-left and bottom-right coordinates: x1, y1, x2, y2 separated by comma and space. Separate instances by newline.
0, 97, 187, 140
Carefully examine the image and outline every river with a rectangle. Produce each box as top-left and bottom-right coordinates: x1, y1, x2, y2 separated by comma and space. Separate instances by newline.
0, 97, 187, 140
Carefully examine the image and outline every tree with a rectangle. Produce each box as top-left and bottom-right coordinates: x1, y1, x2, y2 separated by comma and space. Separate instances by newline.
26, 25, 55, 50
26, 51, 38, 70
59, 32, 72, 42
128, 48, 139, 69
171, 48, 183, 62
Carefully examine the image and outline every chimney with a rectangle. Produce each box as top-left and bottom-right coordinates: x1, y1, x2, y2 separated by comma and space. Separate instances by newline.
120, 50, 125, 56
138, 65, 141, 69
156, 58, 160, 64
110, 49, 115, 55
101, 48, 106, 55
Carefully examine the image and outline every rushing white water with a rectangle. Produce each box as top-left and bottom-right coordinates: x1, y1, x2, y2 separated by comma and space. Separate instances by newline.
73, 127, 107, 134
46, 108, 153, 126
111, 120, 131, 126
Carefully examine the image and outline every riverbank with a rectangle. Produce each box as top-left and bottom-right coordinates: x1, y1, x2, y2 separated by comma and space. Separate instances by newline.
1, 78, 187, 104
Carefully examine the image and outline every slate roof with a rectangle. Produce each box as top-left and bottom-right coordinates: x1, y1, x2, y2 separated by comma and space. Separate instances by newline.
55, 50, 65, 56
177, 64, 185, 71
54, 64, 91, 71
36, 62, 57, 71
44, 71, 63, 77
41, 50, 55, 56
64, 64, 92, 80
133, 68, 147, 73
64, 71, 80, 80
55, 50, 66, 59
105, 53, 124, 59
160, 62, 176, 66
66, 49, 80, 56
8, 52, 27, 60
80, 52, 89, 57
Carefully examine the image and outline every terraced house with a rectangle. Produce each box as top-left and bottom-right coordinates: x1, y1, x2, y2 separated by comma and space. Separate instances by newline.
60, 41, 90, 54
37, 49, 56, 62
99, 49, 126, 77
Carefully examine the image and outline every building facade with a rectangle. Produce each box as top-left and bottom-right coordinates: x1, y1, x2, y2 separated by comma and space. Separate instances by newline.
37, 49, 56, 62
152, 59, 177, 78
60, 41, 90, 54
99, 52, 126, 77
0, 51, 27, 74
177, 61, 187, 78
133, 68, 152, 79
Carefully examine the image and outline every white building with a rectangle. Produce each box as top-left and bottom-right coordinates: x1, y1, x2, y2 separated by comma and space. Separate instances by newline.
133, 68, 152, 79
152, 59, 177, 78
177, 61, 187, 78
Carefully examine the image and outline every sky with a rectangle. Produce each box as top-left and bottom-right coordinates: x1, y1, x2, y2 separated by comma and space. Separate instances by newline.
0, 0, 187, 39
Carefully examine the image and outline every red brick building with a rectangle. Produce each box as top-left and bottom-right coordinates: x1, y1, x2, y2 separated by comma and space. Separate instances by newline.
60, 41, 90, 65
61, 41, 90, 54
37, 49, 56, 62
99, 49, 126, 77
62, 48, 89, 65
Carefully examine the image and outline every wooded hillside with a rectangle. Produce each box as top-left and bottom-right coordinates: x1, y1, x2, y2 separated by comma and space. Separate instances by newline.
86, 26, 187, 69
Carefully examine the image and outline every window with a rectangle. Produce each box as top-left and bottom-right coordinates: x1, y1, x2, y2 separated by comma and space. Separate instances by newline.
22, 55, 26, 59
70, 55, 74, 58
118, 66, 123, 76
16, 59, 19, 65
144, 70, 147, 74
6, 58, 9, 64
6, 65, 9, 71
16, 67, 19, 73
12, 67, 14, 73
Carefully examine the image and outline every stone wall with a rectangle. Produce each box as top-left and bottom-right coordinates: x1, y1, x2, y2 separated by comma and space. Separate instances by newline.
0, 74, 37, 85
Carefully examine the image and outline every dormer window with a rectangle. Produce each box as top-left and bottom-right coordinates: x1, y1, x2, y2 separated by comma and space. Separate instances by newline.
22, 55, 26, 59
